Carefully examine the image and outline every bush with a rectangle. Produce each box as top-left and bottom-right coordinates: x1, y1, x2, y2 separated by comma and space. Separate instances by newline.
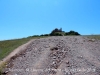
40, 34, 49, 36
53, 32, 63, 36
43, 34, 49, 36
65, 30, 80, 35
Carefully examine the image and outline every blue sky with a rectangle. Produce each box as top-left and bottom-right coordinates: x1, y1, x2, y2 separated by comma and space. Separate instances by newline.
0, 0, 100, 40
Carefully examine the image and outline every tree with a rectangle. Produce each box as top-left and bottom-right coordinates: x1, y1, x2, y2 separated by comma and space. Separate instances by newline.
50, 28, 80, 36
59, 28, 62, 32
50, 28, 63, 36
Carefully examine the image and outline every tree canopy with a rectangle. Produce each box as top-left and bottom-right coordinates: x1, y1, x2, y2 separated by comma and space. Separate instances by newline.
32, 28, 81, 37
49, 28, 80, 36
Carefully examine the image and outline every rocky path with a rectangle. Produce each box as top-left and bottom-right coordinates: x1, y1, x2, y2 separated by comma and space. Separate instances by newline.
3, 36, 100, 75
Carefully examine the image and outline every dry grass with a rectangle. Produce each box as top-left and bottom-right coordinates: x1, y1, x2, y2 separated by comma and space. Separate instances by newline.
86, 35, 100, 40
0, 61, 7, 75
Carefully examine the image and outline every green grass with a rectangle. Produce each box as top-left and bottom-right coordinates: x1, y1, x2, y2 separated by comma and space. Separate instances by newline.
0, 36, 49, 60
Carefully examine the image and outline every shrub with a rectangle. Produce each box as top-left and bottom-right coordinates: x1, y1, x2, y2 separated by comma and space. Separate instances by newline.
65, 30, 80, 35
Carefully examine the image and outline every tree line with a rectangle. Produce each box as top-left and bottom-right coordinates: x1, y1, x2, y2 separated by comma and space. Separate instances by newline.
30, 28, 80, 37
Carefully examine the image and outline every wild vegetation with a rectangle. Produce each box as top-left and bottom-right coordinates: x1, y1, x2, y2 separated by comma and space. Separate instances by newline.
41, 28, 80, 36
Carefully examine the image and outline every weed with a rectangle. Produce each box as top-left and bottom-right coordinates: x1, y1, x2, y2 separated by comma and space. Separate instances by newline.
0, 61, 7, 75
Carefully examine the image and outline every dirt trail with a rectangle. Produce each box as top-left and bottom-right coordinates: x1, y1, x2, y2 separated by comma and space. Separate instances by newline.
2, 36, 100, 75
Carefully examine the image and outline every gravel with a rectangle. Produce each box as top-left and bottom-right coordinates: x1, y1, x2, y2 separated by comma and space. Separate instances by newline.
3, 36, 100, 75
